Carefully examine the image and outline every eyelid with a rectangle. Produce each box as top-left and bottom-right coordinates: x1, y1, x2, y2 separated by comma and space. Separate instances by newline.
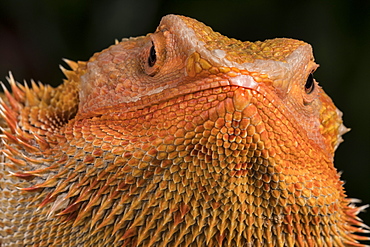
302, 71, 319, 105
148, 42, 157, 67
305, 73, 315, 94
142, 33, 167, 76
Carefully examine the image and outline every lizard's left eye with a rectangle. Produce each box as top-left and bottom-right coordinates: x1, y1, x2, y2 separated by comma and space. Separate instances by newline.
304, 73, 315, 94
148, 43, 157, 67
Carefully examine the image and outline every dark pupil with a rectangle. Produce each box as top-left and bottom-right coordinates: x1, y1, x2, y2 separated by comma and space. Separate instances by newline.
148, 44, 156, 67
305, 73, 314, 94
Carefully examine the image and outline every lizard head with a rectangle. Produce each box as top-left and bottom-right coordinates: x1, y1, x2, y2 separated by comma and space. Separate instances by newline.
79, 14, 346, 160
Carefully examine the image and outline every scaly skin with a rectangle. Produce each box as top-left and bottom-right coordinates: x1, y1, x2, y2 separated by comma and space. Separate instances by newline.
0, 15, 369, 246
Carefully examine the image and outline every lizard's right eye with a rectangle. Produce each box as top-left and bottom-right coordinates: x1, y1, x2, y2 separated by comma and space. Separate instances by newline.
304, 73, 315, 94
148, 43, 157, 67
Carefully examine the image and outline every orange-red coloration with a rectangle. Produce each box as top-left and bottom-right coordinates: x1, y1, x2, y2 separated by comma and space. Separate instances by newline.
0, 15, 369, 246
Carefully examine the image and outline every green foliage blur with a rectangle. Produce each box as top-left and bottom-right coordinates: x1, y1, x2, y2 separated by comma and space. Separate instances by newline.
1, 0, 369, 242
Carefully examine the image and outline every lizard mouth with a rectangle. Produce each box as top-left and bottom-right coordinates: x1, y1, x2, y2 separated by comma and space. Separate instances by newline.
227, 74, 261, 91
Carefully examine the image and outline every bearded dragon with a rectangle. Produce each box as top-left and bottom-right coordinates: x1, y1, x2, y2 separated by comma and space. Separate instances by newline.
0, 14, 369, 247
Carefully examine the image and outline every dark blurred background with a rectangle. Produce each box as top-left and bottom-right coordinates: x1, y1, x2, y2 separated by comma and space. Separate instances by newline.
1, 0, 369, 241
